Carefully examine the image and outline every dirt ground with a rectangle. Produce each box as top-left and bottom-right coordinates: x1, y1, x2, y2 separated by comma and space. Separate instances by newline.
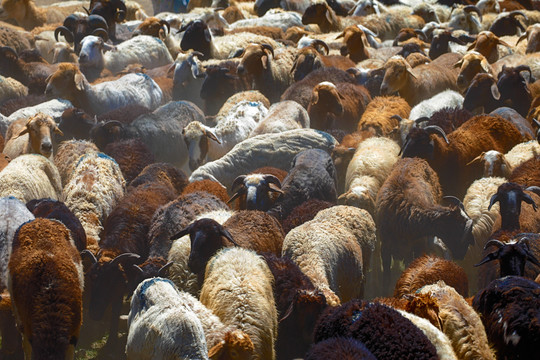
35, 0, 155, 16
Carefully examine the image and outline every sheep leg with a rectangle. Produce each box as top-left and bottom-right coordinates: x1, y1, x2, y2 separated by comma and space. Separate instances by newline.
381, 240, 392, 296
0, 312, 23, 359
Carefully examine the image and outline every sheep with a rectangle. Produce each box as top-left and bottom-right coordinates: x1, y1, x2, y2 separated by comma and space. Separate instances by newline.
446, 5, 483, 34
355, 95, 411, 140
408, 90, 463, 121
517, 23, 540, 53
171, 211, 284, 285
132, 17, 179, 58
170, 51, 205, 109
51, 41, 78, 64
394, 254, 469, 298
0, 24, 34, 54
282, 205, 377, 306
490, 106, 535, 139
78, 34, 173, 75
406, 281, 496, 360
313, 300, 439, 359
376, 157, 474, 293
8, 218, 83, 359
90, 101, 205, 169
181, 179, 229, 204
0, 75, 28, 105
228, 173, 284, 211
305, 337, 376, 360
0, 154, 62, 203
462, 73, 502, 114
249, 100, 309, 137
0, 196, 34, 358
63, 151, 125, 249
472, 276, 540, 360
354, 9, 426, 41
45, 63, 163, 116
229, 9, 303, 32
3, 112, 63, 161
4, 98, 72, 136
126, 278, 209, 360
380, 55, 460, 106
87, 0, 127, 42
401, 114, 526, 199
189, 128, 337, 189
1, 0, 68, 30
505, 140, 540, 169
104, 138, 154, 183
308, 81, 371, 133
53, 13, 109, 55
339, 137, 400, 216
291, 44, 356, 81
496, 65, 534, 117
200, 247, 277, 360
53, 139, 98, 186
183, 100, 268, 171
128, 162, 188, 194
268, 148, 338, 221
301, 2, 361, 33
428, 30, 467, 60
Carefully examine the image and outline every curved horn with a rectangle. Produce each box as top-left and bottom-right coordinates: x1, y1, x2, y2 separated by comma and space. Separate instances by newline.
525, 186, 540, 197
484, 239, 505, 250
474, 252, 499, 267
390, 114, 404, 122
464, 5, 482, 22
80, 249, 98, 264
115, 0, 127, 22
91, 28, 109, 41
231, 175, 247, 193
515, 65, 532, 79
414, 29, 427, 41
516, 33, 528, 45
311, 39, 329, 55
533, 118, 540, 128
63, 14, 79, 29
158, 261, 174, 276
54, 26, 74, 43
1, 46, 18, 58
510, 10, 528, 21
263, 174, 282, 187
190, 51, 204, 59
110, 253, 141, 267
443, 195, 466, 211
261, 43, 274, 57
488, 193, 500, 210
424, 125, 449, 144
414, 116, 430, 126
88, 14, 109, 30
220, 227, 239, 246
159, 19, 171, 35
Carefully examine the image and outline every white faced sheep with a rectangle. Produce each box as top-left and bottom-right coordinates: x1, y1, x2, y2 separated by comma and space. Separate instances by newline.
8, 218, 83, 360
0, 154, 62, 203
126, 278, 209, 360
63, 152, 125, 249
340, 137, 401, 216
183, 100, 268, 171
78, 34, 173, 75
3, 112, 63, 160
200, 247, 278, 360
45, 63, 163, 116
282, 205, 377, 306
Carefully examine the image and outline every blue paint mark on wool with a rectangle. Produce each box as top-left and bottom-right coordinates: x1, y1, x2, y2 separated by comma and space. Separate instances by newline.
248, 102, 259, 107
76, 152, 118, 169
314, 129, 337, 145
352, 310, 363, 323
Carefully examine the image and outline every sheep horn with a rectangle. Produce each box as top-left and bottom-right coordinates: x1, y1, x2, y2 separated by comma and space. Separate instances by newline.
312, 39, 330, 55
80, 249, 98, 264
484, 239, 505, 250
516, 33, 528, 45
261, 43, 274, 57
1, 46, 18, 58
231, 175, 247, 193
91, 28, 109, 41
115, 0, 127, 22
220, 227, 239, 246
414, 117, 430, 126
464, 5, 482, 22
488, 193, 500, 210
515, 65, 532, 79
110, 253, 141, 267
533, 119, 540, 128
525, 186, 540, 197
54, 26, 74, 43
83, 6, 90, 15
414, 29, 427, 41
443, 196, 466, 212
88, 14, 109, 31
474, 252, 499, 267
449, 35, 467, 45
520, 191, 538, 211
424, 125, 449, 144
390, 114, 404, 122
191, 51, 205, 59
160, 20, 170, 35
62, 14, 79, 29
398, 137, 410, 157
510, 10, 528, 21
263, 175, 283, 194
158, 262, 174, 277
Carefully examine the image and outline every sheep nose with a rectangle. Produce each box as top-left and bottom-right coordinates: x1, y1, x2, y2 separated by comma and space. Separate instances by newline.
79, 53, 88, 62
41, 142, 52, 152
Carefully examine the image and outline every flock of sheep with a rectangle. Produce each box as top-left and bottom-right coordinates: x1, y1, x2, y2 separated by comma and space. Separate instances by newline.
0, 0, 540, 358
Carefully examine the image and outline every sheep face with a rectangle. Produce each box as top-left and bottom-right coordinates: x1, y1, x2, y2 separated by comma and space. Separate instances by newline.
350, 0, 380, 17
463, 73, 500, 113
14, 113, 63, 158
496, 65, 532, 103
475, 237, 540, 277
78, 35, 115, 68
302, 3, 330, 27
179, 20, 212, 60
208, 330, 255, 360
237, 44, 273, 77
400, 127, 436, 160
182, 121, 218, 171
291, 48, 320, 82
228, 174, 283, 211
380, 57, 414, 96
488, 182, 538, 229
467, 150, 511, 178
133, 17, 169, 38
519, 24, 540, 54
454, 52, 491, 91
448, 6, 482, 34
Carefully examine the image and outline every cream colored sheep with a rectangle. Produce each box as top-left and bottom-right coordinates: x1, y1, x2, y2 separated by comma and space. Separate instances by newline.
0, 154, 62, 203
339, 137, 400, 216
0, 76, 28, 105
282, 205, 377, 306
200, 247, 277, 360
53, 140, 99, 187
504, 140, 540, 169
63, 152, 125, 250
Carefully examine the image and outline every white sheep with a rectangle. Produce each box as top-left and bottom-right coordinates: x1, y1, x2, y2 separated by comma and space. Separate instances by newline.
249, 100, 310, 137
127, 278, 209, 360
396, 309, 458, 360
183, 100, 268, 171
0, 154, 62, 203
53, 139, 99, 187
504, 140, 540, 169
45, 63, 163, 116
282, 205, 377, 306
0, 76, 28, 105
63, 152, 125, 249
409, 90, 464, 121
200, 247, 277, 360
171, 51, 205, 109
189, 128, 337, 188
339, 137, 401, 216
229, 9, 303, 31
78, 35, 173, 74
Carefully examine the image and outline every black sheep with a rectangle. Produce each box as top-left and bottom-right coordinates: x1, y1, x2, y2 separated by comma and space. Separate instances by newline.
305, 337, 376, 360
314, 300, 439, 360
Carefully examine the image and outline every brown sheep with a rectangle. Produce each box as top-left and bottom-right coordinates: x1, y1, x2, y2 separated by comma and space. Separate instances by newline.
356, 95, 411, 139
465, 31, 513, 63
181, 179, 230, 205
1, 0, 67, 30
104, 138, 155, 183
290, 45, 356, 82
454, 51, 494, 91
8, 218, 83, 359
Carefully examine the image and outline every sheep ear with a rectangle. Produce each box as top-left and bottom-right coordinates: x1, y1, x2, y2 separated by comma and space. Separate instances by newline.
261, 54, 269, 70
520, 192, 538, 211
74, 73, 85, 91
490, 83, 501, 100
453, 59, 463, 68
407, 68, 417, 79
480, 59, 491, 74
204, 127, 221, 144
311, 90, 319, 105
208, 341, 225, 359
13, 126, 29, 140
220, 228, 239, 246
467, 41, 477, 51
268, 183, 284, 194
170, 223, 193, 240
474, 251, 499, 267
466, 152, 484, 166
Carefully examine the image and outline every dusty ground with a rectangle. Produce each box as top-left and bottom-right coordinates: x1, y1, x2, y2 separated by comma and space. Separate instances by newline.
35, 0, 155, 15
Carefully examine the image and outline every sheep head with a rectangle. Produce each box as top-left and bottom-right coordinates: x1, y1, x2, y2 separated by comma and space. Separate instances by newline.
454, 51, 492, 91
466, 150, 512, 178
78, 35, 116, 70
448, 5, 483, 34
302, 3, 336, 30
237, 43, 274, 76
133, 17, 170, 38
228, 174, 283, 211
13, 113, 63, 158
336, 26, 369, 63
400, 125, 448, 160
208, 330, 254, 360
44, 63, 88, 105
170, 218, 238, 278
488, 182, 538, 230
429, 31, 466, 60
496, 65, 532, 102
291, 46, 323, 82
380, 56, 417, 96
55, 14, 109, 54
517, 24, 540, 54
463, 73, 500, 113
475, 236, 540, 277
350, 0, 384, 17
182, 121, 220, 171
466, 31, 512, 61
489, 10, 528, 36
179, 20, 212, 60
411, 3, 440, 23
